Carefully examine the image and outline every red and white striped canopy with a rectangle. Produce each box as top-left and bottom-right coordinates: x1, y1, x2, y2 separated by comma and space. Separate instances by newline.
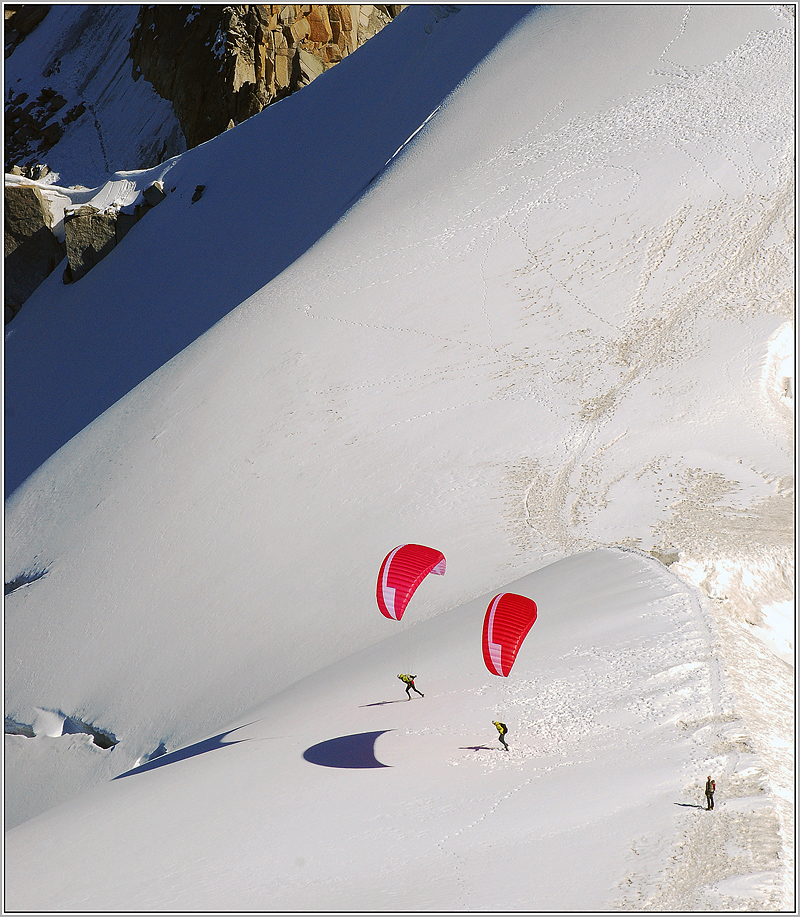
482, 592, 538, 677
376, 544, 446, 621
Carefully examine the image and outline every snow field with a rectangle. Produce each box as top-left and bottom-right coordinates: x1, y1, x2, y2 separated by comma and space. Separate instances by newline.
5, 5, 186, 185
4, 4, 793, 910
4, 549, 787, 911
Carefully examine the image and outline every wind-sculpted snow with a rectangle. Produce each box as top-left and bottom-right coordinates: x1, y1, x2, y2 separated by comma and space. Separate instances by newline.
3, 5, 794, 910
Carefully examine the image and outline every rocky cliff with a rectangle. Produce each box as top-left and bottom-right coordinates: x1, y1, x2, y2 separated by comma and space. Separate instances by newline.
5, 5, 403, 174
4, 4, 404, 320
4, 182, 65, 315
129, 5, 404, 149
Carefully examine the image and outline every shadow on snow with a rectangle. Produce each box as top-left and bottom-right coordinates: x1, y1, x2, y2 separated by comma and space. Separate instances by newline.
303, 730, 392, 769
114, 724, 256, 779
359, 698, 415, 707
4, 6, 534, 497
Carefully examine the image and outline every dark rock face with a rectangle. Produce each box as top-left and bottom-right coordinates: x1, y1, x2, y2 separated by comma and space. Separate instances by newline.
60, 182, 167, 285
4, 5, 51, 59
63, 205, 118, 283
4, 184, 65, 321
129, 5, 404, 149
4, 178, 168, 320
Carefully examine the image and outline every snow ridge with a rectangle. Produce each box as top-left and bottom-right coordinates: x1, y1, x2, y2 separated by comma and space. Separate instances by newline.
3, 5, 793, 911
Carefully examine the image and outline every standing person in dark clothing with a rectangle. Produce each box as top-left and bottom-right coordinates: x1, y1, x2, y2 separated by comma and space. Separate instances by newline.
705, 776, 716, 809
398, 674, 424, 699
492, 720, 509, 750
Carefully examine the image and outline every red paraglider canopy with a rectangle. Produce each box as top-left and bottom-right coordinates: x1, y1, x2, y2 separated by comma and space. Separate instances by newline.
482, 592, 538, 676
377, 544, 446, 621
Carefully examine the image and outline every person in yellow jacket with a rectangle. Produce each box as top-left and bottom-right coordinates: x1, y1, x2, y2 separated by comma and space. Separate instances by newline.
492, 720, 509, 750
397, 673, 424, 699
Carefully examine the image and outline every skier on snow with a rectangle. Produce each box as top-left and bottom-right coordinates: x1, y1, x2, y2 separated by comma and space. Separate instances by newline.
398, 673, 424, 699
493, 720, 509, 750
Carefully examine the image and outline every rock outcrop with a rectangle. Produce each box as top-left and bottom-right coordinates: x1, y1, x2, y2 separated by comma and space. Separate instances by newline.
61, 181, 167, 284
4, 183, 65, 322
129, 5, 404, 149
4, 178, 168, 319
4, 4, 404, 321
62, 206, 119, 284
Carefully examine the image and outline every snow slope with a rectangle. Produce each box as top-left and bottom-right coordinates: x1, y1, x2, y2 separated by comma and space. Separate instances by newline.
4, 3, 536, 497
4, 550, 788, 911
4, 4, 187, 187
4, 4, 795, 911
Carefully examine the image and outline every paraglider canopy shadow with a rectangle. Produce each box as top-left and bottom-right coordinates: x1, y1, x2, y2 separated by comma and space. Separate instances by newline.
114, 725, 255, 779
303, 730, 392, 769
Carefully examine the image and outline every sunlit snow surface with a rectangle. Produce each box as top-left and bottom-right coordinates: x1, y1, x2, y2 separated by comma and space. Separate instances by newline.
4, 4, 794, 911
3, 550, 789, 910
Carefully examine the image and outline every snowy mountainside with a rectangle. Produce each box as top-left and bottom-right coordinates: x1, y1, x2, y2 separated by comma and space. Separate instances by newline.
4, 549, 789, 910
3, 4, 794, 910
4, 4, 404, 188
4, 4, 534, 497
4, 4, 185, 187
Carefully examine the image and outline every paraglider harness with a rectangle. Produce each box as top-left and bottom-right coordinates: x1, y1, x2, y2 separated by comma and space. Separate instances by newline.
398, 674, 424, 698
492, 721, 509, 749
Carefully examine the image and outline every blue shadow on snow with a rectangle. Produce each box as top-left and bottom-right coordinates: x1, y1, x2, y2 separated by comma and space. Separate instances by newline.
114, 725, 255, 779
303, 730, 392, 769
4, 5, 535, 498
359, 698, 411, 707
